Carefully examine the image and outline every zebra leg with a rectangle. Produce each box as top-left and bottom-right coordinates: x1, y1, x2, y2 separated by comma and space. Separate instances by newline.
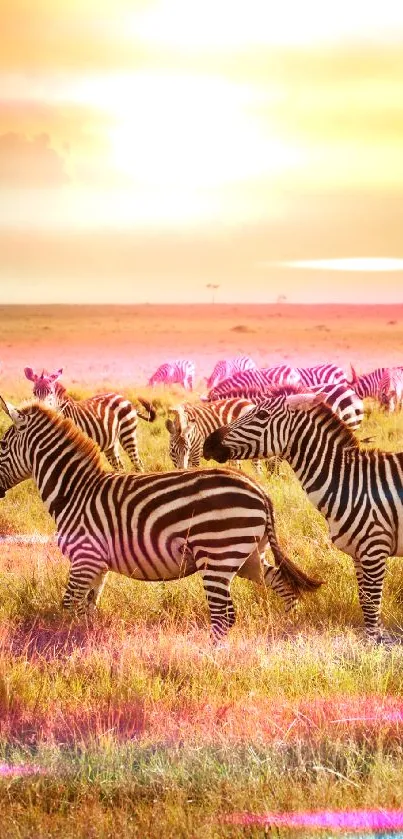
104, 444, 124, 471
262, 557, 299, 612
86, 571, 109, 613
251, 459, 263, 475
237, 551, 299, 612
118, 425, 143, 472
197, 562, 237, 641
355, 552, 390, 643
63, 557, 109, 616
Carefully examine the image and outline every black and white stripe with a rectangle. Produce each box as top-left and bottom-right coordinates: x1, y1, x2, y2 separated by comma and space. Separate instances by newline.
379, 367, 403, 412
203, 383, 364, 431
0, 399, 321, 639
296, 364, 347, 387
205, 366, 301, 400
206, 356, 257, 390
204, 387, 403, 643
148, 360, 195, 390
165, 398, 256, 468
349, 365, 387, 399
24, 367, 155, 472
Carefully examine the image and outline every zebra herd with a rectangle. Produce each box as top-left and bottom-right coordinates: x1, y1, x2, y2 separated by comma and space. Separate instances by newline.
0, 354, 402, 643
149, 356, 403, 415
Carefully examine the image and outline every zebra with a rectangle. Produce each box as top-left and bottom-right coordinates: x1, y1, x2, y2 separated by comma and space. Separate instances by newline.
148, 360, 195, 390
379, 367, 403, 413
296, 364, 348, 387
165, 397, 257, 468
203, 386, 403, 643
201, 383, 364, 431
24, 367, 155, 472
349, 365, 387, 399
205, 356, 257, 390
204, 366, 301, 400
0, 398, 321, 640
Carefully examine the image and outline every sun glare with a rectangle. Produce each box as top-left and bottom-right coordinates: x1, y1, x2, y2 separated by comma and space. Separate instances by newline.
132, 0, 403, 49
73, 72, 298, 190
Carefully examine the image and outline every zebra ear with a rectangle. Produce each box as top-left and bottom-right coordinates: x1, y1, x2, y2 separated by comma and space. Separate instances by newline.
24, 367, 38, 382
165, 418, 175, 434
349, 364, 358, 384
285, 392, 326, 411
0, 396, 25, 426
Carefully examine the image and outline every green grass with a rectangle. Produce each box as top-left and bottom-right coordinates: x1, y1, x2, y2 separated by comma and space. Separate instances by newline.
0, 393, 403, 836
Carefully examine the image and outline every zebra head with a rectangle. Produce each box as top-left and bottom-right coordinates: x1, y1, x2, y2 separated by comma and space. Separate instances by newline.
165, 407, 196, 468
24, 367, 63, 408
0, 398, 37, 497
203, 391, 325, 464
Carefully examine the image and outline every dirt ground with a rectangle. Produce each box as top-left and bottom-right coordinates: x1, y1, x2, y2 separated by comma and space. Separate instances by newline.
1, 303, 402, 397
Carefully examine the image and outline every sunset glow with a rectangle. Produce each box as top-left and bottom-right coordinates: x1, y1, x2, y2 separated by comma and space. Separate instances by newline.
282, 258, 403, 272
1, 1, 403, 301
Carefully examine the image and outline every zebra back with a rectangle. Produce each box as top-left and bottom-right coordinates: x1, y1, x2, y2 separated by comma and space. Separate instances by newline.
148, 360, 195, 390
205, 366, 300, 400
296, 364, 348, 387
206, 356, 256, 390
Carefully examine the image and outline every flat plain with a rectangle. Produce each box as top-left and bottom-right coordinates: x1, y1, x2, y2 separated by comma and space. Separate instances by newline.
0, 303, 403, 838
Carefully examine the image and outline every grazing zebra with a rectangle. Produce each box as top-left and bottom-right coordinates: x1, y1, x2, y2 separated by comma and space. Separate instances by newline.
24, 367, 155, 472
201, 383, 363, 431
296, 364, 347, 387
148, 360, 195, 390
0, 399, 321, 639
379, 367, 403, 413
204, 387, 403, 643
206, 356, 257, 390
165, 398, 256, 468
205, 366, 301, 400
349, 365, 387, 399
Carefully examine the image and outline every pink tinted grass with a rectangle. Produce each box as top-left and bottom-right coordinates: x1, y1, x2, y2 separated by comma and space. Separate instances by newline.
0, 763, 46, 777
221, 809, 403, 832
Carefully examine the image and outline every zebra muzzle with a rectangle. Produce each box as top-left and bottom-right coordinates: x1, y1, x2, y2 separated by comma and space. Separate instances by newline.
203, 429, 230, 462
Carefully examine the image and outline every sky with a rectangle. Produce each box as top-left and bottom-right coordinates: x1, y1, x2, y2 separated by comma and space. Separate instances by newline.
1, 0, 403, 303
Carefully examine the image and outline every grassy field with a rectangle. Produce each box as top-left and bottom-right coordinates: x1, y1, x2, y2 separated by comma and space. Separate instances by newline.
0, 306, 403, 837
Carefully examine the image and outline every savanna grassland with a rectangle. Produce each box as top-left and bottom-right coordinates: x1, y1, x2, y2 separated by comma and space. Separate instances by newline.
0, 304, 403, 838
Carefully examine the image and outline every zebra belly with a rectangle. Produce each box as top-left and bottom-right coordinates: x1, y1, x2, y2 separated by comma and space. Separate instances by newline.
106, 533, 197, 581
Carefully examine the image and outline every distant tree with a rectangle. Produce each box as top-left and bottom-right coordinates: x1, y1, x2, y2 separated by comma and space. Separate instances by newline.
276, 294, 287, 304
206, 283, 219, 303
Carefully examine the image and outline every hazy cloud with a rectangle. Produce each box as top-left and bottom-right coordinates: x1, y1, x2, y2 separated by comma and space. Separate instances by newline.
0, 132, 69, 186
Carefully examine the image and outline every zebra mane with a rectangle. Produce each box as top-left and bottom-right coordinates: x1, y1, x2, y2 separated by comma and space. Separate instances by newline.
261, 386, 363, 450
23, 403, 104, 469
264, 383, 306, 397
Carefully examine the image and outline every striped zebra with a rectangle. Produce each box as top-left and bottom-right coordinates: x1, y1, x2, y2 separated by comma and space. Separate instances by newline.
148, 360, 195, 390
379, 367, 403, 412
165, 398, 256, 468
349, 365, 387, 399
0, 398, 321, 639
24, 367, 155, 472
201, 383, 364, 431
204, 386, 403, 643
205, 365, 301, 400
296, 364, 347, 387
206, 356, 257, 390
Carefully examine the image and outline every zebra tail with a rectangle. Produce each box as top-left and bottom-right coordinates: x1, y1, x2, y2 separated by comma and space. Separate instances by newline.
264, 496, 323, 593
137, 397, 157, 422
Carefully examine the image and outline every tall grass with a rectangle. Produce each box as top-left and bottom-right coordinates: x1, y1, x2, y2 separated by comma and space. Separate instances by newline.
0, 392, 403, 837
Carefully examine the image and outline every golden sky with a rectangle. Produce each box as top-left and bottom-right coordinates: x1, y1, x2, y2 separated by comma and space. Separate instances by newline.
1, 0, 403, 302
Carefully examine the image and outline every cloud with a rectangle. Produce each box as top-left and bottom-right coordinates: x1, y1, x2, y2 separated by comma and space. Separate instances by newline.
0, 132, 69, 186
